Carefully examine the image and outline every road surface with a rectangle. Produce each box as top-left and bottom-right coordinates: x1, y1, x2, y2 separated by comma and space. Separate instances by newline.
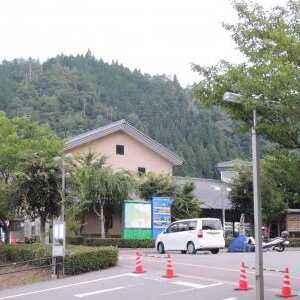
0, 249, 300, 300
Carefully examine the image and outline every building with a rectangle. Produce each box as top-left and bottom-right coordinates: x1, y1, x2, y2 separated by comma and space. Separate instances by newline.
65, 119, 183, 236
175, 176, 240, 237
216, 159, 251, 183
65, 119, 183, 175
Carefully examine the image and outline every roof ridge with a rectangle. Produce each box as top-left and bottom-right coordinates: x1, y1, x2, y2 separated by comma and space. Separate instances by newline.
65, 119, 183, 166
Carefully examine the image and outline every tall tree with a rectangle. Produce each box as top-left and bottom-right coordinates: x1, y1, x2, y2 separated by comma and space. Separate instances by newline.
230, 166, 286, 229
14, 157, 62, 243
193, 0, 300, 149
72, 153, 135, 238
138, 172, 177, 200
0, 112, 62, 243
172, 182, 201, 220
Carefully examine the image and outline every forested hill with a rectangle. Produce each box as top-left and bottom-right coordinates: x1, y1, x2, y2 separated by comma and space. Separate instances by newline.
0, 53, 250, 177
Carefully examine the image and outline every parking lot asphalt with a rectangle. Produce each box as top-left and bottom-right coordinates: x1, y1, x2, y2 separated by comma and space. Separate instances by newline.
0, 249, 300, 300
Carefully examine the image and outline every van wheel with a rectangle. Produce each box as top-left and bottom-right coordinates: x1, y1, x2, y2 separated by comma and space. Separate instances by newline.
157, 242, 165, 254
187, 242, 196, 254
211, 249, 219, 254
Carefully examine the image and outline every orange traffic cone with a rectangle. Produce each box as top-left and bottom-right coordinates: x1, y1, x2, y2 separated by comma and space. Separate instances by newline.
235, 261, 251, 291
278, 267, 296, 298
164, 254, 175, 279
134, 251, 145, 273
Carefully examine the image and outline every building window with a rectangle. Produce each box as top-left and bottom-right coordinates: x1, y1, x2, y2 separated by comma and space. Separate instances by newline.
116, 144, 124, 155
138, 167, 146, 175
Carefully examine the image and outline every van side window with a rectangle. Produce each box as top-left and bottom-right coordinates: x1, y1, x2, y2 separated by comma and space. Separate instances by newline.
202, 220, 222, 230
166, 223, 178, 233
177, 222, 188, 232
187, 221, 197, 231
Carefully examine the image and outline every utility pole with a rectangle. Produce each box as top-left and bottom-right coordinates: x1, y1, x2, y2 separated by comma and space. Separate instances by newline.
252, 109, 264, 300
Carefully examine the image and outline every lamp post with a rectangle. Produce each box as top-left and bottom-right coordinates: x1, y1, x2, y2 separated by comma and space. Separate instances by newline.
223, 92, 264, 300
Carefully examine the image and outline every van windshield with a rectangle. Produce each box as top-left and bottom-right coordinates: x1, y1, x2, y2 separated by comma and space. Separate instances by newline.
202, 220, 222, 230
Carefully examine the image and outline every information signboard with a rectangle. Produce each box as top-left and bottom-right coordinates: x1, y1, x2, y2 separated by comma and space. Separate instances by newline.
124, 201, 152, 229
52, 220, 65, 257
152, 197, 172, 238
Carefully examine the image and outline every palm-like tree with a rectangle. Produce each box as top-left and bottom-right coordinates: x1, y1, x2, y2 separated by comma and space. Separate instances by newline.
72, 153, 135, 238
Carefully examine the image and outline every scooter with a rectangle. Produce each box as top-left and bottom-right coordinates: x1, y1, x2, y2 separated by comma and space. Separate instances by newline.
262, 231, 289, 252
248, 231, 289, 252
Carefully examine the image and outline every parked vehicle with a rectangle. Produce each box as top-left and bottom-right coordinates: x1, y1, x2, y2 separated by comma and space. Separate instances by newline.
262, 231, 289, 252
155, 218, 225, 255
247, 230, 289, 252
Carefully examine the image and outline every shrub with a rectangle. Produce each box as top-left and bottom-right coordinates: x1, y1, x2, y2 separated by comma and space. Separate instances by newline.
64, 246, 118, 275
0, 243, 49, 264
67, 237, 155, 248
288, 238, 300, 248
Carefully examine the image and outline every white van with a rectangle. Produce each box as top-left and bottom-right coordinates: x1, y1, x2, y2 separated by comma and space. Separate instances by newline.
155, 218, 225, 254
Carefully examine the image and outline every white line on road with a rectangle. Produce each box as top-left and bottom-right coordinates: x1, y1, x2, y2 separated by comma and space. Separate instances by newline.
223, 298, 237, 300
160, 281, 224, 296
0, 273, 133, 300
172, 281, 223, 289
74, 286, 128, 298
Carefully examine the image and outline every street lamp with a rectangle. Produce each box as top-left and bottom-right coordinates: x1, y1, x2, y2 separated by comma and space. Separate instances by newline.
223, 92, 264, 300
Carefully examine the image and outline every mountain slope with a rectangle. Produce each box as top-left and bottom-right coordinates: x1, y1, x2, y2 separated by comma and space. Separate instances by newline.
0, 54, 250, 177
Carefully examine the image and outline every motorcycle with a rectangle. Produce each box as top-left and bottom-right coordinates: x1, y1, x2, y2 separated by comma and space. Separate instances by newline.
248, 231, 289, 252
262, 233, 289, 252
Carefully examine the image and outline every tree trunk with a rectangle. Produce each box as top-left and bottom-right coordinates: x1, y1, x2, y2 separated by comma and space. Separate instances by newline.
1, 224, 9, 244
277, 222, 281, 237
93, 204, 106, 238
100, 205, 105, 238
40, 217, 46, 244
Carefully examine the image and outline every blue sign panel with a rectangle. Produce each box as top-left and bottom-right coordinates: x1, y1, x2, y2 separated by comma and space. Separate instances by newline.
151, 197, 172, 239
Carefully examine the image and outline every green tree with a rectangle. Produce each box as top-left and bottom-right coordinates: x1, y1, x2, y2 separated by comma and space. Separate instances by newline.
14, 157, 62, 243
193, 1, 300, 149
0, 112, 62, 243
72, 153, 135, 238
0, 183, 13, 243
138, 172, 177, 200
230, 166, 285, 228
263, 151, 300, 209
172, 182, 201, 220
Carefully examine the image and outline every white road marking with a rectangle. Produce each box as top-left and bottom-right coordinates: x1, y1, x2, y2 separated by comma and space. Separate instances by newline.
172, 281, 223, 289
223, 298, 237, 300
160, 282, 223, 297
126, 273, 144, 277
160, 288, 196, 296
172, 281, 206, 288
74, 286, 128, 298
0, 273, 133, 300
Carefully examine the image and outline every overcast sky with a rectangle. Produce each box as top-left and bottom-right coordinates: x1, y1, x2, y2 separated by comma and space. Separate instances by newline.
0, 0, 286, 86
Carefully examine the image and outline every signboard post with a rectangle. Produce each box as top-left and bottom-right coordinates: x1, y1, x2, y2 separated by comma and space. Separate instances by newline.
151, 197, 172, 239
52, 220, 65, 277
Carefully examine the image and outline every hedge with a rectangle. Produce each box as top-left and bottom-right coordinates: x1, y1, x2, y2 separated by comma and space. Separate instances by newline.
0, 243, 49, 264
67, 237, 155, 248
288, 238, 300, 248
64, 246, 118, 275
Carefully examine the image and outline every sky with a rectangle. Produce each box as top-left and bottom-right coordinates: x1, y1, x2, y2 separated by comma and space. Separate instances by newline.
0, 0, 286, 86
